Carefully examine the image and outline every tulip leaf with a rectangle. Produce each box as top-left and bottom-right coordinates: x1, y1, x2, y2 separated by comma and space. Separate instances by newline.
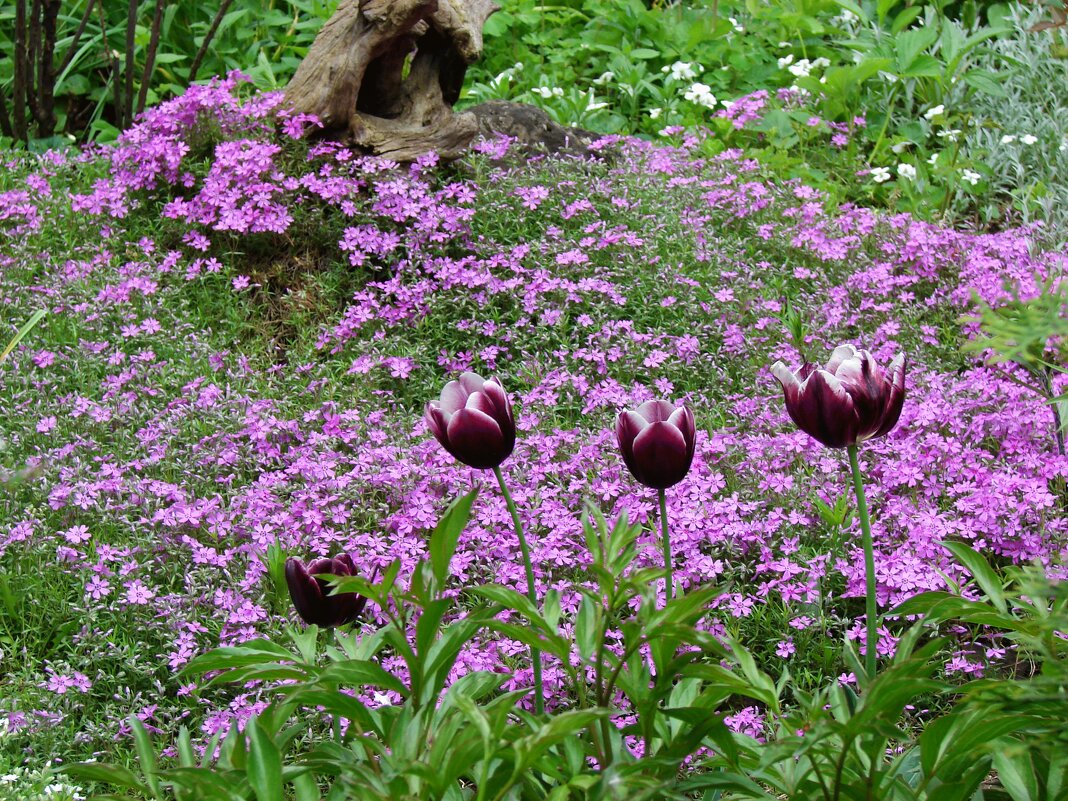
246, 715, 284, 801
429, 489, 479, 587
129, 715, 162, 799
182, 640, 300, 677
941, 541, 1008, 614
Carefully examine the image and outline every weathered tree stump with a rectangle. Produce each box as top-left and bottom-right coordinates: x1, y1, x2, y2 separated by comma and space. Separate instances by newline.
283, 0, 499, 162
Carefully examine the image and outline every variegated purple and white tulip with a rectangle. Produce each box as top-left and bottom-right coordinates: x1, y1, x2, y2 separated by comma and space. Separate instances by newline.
771, 345, 906, 449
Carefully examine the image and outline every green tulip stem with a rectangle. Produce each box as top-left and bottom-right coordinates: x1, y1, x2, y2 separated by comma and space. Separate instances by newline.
493, 466, 545, 715
847, 444, 878, 681
658, 487, 673, 602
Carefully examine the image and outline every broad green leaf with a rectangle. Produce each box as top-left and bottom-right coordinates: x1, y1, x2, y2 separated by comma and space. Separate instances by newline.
246, 717, 284, 801
429, 489, 478, 586
942, 541, 1008, 613
992, 746, 1039, 801
963, 69, 1007, 97
129, 716, 161, 798
895, 26, 939, 73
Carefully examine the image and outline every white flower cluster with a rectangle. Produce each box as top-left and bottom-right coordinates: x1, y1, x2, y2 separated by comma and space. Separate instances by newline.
1001, 133, 1039, 145
530, 86, 564, 99
961, 169, 982, 186
684, 82, 717, 109
778, 56, 830, 78
870, 166, 892, 183
662, 61, 701, 81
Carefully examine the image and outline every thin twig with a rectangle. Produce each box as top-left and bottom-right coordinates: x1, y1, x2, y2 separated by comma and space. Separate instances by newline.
188, 0, 236, 85
59, 0, 98, 74
137, 0, 167, 115
34, 0, 61, 137
13, 0, 29, 141
123, 0, 138, 129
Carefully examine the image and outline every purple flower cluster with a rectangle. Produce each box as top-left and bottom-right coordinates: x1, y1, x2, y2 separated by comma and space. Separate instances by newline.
0, 76, 1065, 751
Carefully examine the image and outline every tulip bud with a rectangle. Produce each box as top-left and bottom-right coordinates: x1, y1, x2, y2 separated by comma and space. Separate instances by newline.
771, 345, 906, 449
284, 554, 369, 628
616, 400, 697, 489
425, 372, 516, 470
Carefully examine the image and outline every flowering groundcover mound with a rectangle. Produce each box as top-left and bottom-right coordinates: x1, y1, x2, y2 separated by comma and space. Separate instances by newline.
0, 74, 1065, 772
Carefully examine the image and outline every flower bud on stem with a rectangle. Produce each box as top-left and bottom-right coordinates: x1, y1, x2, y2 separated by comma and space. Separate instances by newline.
494, 466, 544, 715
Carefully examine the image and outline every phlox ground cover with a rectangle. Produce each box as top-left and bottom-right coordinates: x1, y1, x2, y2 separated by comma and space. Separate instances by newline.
0, 74, 1065, 781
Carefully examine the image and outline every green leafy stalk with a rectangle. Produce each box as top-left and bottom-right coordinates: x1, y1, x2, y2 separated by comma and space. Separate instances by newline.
847, 444, 878, 680
493, 465, 544, 715
659, 487, 673, 602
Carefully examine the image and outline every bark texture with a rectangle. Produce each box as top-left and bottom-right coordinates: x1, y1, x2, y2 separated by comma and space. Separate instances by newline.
283, 0, 498, 162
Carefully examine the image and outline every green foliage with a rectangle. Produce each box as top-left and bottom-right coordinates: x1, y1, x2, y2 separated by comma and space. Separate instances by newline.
62, 501, 1067, 800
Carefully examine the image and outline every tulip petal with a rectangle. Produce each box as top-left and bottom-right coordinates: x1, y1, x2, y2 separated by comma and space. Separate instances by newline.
458, 372, 486, 395
636, 399, 677, 423
438, 380, 469, 414
825, 344, 858, 375
616, 409, 648, 471
788, 369, 859, 449
668, 406, 697, 461
481, 377, 511, 419
871, 353, 906, 440
835, 350, 887, 440
446, 407, 507, 469
631, 421, 691, 488
286, 558, 333, 627
771, 361, 802, 403
425, 403, 451, 446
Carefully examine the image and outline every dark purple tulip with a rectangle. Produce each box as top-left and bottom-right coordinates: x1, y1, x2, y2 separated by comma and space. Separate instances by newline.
425, 372, 516, 470
285, 554, 369, 628
771, 345, 906, 449
616, 400, 697, 489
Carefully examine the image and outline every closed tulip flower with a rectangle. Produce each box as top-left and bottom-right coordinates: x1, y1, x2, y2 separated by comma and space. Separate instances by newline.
425, 372, 515, 470
616, 400, 697, 490
285, 554, 369, 628
770, 345, 905, 449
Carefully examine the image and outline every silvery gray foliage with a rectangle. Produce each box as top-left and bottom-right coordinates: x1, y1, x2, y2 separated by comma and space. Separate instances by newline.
950, 4, 1068, 246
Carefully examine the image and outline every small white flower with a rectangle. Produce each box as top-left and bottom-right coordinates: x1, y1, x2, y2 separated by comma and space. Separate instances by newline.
669, 61, 699, 81
593, 71, 614, 85
684, 82, 717, 108
870, 166, 892, 183
530, 86, 554, 98
373, 692, 393, 706
961, 169, 981, 185
897, 163, 917, 180
891, 142, 911, 154
788, 59, 812, 78
648, 107, 662, 120
812, 57, 831, 69
928, 153, 939, 165
777, 54, 795, 68
778, 41, 792, 48
924, 104, 945, 120
1020, 134, 1038, 145
729, 16, 744, 32
1000, 134, 1016, 144
937, 129, 961, 142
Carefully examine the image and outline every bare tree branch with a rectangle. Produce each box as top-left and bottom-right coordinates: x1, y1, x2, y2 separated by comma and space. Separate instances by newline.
13, 0, 29, 141
59, 0, 98, 74
188, 0, 236, 85
137, 0, 167, 115
123, 0, 138, 128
